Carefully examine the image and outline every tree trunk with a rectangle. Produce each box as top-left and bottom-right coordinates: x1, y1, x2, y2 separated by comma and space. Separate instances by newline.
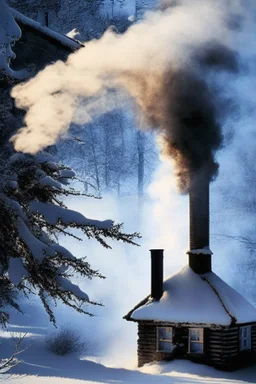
104, 126, 110, 192
89, 126, 101, 194
37, 11, 49, 26
137, 131, 145, 199
117, 115, 125, 197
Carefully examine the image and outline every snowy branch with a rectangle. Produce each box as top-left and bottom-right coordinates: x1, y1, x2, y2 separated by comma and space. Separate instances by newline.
0, 151, 139, 325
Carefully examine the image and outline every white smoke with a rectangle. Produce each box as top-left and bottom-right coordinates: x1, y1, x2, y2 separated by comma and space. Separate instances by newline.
10, 0, 250, 154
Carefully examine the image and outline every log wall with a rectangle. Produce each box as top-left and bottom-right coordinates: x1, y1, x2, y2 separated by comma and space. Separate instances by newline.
137, 322, 256, 369
252, 325, 256, 351
137, 322, 157, 367
207, 327, 239, 369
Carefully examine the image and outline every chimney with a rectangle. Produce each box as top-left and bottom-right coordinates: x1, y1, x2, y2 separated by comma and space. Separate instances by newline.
151, 249, 164, 300
188, 170, 212, 274
37, 10, 49, 26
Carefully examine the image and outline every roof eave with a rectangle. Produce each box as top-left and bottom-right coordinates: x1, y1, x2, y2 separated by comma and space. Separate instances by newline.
11, 9, 83, 51
128, 319, 230, 329
123, 295, 150, 322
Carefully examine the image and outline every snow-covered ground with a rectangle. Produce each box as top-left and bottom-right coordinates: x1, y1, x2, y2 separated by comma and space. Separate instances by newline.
3, 337, 256, 384
0, 321, 255, 384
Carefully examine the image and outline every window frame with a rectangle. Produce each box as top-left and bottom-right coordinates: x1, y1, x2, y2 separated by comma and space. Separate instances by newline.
188, 328, 204, 354
240, 326, 251, 351
156, 326, 173, 353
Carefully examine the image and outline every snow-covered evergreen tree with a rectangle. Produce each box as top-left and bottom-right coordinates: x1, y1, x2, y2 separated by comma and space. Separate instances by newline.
0, 0, 139, 327
0, 151, 139, 326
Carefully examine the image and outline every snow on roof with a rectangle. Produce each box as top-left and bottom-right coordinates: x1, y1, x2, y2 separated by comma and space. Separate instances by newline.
0, 0, 21, 75
128, 266, 256, 326
11, 9, 82, 51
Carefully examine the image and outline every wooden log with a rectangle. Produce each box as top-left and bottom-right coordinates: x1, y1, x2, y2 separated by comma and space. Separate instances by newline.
221, 334, 238, 339
138, 344, 156, 350
138, 335, 156, 340
210, 357, 224, 362
138, 344, 156, 349
138, 328, 155, 332
223, 334, 239, 338
138, 329, 156, 333
208, 351, 222, 356
138, 347, 157, 353
138, 340, 155, 344
209, 347, 238, 354
138, 333, 156, 339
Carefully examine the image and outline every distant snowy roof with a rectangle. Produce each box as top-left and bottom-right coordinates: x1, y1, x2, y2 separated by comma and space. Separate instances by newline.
125, 266, 256, 326
0, 0, 21, 76
11, 9, 82, 51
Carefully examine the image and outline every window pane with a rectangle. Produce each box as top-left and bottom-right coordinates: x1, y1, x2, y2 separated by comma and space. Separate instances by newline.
190, 329, 203, 341
190, 342, 203, 354
240, 327, 251, 351
159, 341, 172, 352
158, 327, 172, 341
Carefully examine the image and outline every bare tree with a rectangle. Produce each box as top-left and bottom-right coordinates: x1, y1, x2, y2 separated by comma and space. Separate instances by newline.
137, 131, 145, 198
213, 149, 256, 300
0, 334, 26, 374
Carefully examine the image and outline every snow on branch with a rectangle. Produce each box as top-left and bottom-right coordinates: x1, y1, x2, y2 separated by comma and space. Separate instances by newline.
56, 276, 89, 301
17, 216, 51, 263
50, 243, 76, 261
39, 175, 63, 189
29, 200, 113, 228
0, 151, 140, 325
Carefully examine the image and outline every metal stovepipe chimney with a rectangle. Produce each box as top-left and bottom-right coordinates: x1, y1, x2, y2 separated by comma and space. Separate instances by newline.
188, 170, 212, 274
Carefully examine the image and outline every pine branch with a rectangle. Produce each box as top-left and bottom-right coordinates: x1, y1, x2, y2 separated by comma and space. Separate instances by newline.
0, 152, 140, 325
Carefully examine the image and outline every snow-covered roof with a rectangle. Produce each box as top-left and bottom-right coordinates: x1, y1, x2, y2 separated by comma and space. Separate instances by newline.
0, 0, 21, 76
125, 266, 256, 327
11, 9, 82, 51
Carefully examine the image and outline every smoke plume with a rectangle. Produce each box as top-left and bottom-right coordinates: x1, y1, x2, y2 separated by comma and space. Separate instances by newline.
11, 0, 252, 192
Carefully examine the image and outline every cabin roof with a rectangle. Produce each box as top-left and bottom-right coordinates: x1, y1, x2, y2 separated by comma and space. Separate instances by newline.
124, 266, 256, 326
12, 9, 82, 51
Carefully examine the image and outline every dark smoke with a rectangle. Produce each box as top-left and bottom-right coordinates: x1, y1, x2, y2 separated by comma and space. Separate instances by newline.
12, 0, 243, 186
160, 71, 222, 192
158, 0, 182, 12
122, 43, 239, 193
196, 43, 239, 72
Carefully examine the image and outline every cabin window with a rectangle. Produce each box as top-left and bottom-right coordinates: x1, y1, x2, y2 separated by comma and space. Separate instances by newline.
157, 327, 173, 352
188, 328, 204, 354
240, 326, 251, 351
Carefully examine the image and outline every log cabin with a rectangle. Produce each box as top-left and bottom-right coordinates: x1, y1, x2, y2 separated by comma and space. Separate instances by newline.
124, 172, 256, 370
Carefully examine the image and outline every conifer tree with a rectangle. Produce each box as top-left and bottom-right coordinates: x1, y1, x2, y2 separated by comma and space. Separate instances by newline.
0, 151, 139, 326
